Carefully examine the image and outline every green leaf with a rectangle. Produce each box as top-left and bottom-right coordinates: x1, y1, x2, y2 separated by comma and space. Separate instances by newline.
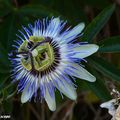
0, 74, 9, 88
0, 43, 10, 72
0, 14, 16, 73
3, 100, 13, 113
85, 68, 111, 101
6, 15, 16, 50
0, 0, 13, 17
18, 5, 60, 17
86, 80, 111, 101
0, 81, 15, 99
75, 65, 111, 101
83, 0, 110, 8
0, 42, 8, 61
0, 0, 13, 8
88, 56, 120, 82
82, 4, 115, 42
0, 14, 16, 51
0, 64, 10, 74
0, 7, 10, 17
98, 36, 120, 53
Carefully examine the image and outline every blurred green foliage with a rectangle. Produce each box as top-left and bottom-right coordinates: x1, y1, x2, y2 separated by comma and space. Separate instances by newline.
0, 0, 120, 120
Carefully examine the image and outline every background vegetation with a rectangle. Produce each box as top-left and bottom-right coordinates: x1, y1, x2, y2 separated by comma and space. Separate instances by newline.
0, 0, 120, 120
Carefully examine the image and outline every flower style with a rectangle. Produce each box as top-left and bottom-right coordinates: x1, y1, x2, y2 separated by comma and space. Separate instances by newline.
10, 17, 99, 111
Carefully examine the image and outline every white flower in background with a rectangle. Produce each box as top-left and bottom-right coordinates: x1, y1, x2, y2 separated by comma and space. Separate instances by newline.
115, 105, 120, 120
101, 99, 120, 120
9, 17, 99, 111
100, 99, 116, 117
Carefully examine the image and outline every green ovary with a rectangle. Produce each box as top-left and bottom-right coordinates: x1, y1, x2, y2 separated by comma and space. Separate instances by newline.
18, 36, 55, 71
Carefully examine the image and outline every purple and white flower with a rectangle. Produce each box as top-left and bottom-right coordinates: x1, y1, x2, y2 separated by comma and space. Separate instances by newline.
9, 17, 99, 111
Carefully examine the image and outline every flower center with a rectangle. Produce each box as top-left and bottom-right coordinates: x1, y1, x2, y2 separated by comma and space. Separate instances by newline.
18, 36, 56, 72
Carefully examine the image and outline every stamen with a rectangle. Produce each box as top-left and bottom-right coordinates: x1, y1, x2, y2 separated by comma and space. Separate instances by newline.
10, 51, 28, 57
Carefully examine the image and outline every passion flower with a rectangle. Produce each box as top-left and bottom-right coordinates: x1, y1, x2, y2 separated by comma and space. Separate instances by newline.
9, 17, 99, 111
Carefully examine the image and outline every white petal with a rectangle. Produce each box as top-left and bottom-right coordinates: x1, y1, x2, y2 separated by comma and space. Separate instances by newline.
100, 99, 116, 116
55, 77, 77, 100
21, 83, 35, 103
62, 23, 85, 43
100, 99, 115, 109
46, 17, 60, 37
115, 105, 120, 120
44, 88, 56, 111
72, 44, 99, 59
68, 63, 96, 82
